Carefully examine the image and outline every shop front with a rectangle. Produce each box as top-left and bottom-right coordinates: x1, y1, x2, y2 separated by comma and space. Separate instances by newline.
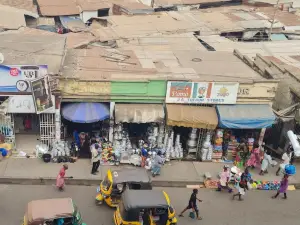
113, 103, 165, 164
60, 102, 110, 159
165, 104, 218, 160
0, 65, 55, 157
213, 104, 276, 164
165, 81, 239, 161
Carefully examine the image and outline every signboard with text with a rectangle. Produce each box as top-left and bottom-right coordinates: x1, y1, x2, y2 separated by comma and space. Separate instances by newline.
31, 76, 54, 114
166, 81, 239, 104
0, 65, 48, 94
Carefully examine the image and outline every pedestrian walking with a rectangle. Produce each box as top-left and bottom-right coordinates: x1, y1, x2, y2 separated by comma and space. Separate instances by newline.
91, 144, 100, 175
178, 189, 203, 220
56, 164, 72, 191
260, 150, 275, 175
272, 174, 289, 199
276, 149, 291, 176
232, 181, 247, 201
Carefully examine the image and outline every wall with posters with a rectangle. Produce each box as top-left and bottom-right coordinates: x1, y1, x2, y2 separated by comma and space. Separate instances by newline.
31, 76, 54, 114
7, 95, 55, 114
0, 65, 48, 94
165, 81, 239, 104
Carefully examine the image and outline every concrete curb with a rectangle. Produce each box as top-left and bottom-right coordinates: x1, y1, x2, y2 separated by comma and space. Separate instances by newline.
0, 177, 204, 187
0, 177, 299, 189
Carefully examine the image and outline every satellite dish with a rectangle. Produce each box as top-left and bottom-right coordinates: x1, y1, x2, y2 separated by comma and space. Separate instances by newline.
0, 53, 4, 64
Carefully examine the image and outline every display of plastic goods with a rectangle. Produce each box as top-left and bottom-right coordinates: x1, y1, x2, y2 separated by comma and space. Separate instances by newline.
187, 139, 197, 147
201, 148, 208, 161
285, 164, 296, 175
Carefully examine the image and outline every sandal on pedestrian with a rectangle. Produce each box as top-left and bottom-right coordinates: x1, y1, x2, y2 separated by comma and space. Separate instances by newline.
197, 217, 202, 220
179, 215, 184, 217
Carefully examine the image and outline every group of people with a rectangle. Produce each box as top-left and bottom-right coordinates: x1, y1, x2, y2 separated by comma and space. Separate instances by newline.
222, 132, 295, 177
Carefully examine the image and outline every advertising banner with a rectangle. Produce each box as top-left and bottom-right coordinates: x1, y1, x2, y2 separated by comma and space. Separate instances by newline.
0, 65, 48, 93
31, 76, 54, 114
7, 95, 55, 113
166, 82, 239, 104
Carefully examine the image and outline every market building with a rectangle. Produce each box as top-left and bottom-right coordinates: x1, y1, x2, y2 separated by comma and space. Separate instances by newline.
0, 31, 66, 155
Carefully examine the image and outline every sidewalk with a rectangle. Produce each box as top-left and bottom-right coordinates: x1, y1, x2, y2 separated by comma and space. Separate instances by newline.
0, 158, 300, 188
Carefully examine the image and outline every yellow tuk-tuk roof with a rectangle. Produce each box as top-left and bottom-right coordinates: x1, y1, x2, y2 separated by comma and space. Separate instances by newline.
26, 198, 74, 224
111, 169, 151, 184
122, 190, 169, 210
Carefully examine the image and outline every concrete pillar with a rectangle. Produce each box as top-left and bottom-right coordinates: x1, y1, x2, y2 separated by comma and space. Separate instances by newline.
109, 102, 115, 143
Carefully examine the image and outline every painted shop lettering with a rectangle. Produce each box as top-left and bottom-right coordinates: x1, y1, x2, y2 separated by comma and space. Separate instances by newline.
238, 88, 250, 95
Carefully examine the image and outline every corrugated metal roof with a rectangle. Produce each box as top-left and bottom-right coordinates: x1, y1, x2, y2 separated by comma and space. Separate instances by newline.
37, 0, 80, 16
0, 5, 38, 30
61, 44, 265, 83
0, 0, 37, 13
0, 31, 66, 74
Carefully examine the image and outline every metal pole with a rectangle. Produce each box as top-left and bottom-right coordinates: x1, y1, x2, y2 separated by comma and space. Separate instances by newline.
268, 0, 280, 40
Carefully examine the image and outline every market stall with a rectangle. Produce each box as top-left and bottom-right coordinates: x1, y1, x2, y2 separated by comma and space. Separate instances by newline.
213, 104, 276, 163
113, 103, 165, 165
166, 104, 218, 160
38, 102, 111, 163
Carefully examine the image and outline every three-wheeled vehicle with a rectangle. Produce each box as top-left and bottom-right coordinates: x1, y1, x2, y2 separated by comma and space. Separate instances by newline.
114, 190, 177, 225
22, 198, 87, 225
96, 169, 152, 207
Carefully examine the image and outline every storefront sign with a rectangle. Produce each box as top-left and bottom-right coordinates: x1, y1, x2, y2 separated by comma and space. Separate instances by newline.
7, 95, 55, 113
238, 82, 277, 99
31, 76, 54, 114
0, 65, 48, 93
166, 82, 239, 104
60, 80, 111, 96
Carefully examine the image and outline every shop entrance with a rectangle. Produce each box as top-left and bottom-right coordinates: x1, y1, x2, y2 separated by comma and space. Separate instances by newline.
61, 102, 110, 159
62, 118, 109, 158
14, 113, 40, 154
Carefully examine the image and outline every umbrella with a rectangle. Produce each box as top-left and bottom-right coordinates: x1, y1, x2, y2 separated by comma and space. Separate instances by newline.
62, 103, 109, 123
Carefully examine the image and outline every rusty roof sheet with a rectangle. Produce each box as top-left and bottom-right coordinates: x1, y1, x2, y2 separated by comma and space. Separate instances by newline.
64, 32, 97, 49
0, 30, 66, 74
61, 43, 264, 83
77, 0, 111, 11
0, 5, 38, 30
0, 0, 37, 13
89, 12, 214, 41
113, 1, 153, 10
37, 0, 80, 16
153, 0, 232, 7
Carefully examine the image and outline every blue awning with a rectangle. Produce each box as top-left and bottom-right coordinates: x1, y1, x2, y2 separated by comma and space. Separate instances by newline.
216, 104, 275, 129
62, 103, 109, 123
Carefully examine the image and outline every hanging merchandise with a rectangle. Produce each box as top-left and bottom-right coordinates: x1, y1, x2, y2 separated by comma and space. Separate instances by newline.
201, 133, 212, 161
212, 129, 223, 160
187, 129, 197, 154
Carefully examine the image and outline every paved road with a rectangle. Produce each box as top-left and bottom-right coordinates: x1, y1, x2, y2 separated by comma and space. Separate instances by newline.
1, 184, 299, 225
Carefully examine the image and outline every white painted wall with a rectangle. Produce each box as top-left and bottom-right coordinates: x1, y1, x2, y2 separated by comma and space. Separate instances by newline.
80, 11, 98, 23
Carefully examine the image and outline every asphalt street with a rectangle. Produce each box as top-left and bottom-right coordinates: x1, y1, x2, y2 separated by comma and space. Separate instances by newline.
1, 184, 299, 225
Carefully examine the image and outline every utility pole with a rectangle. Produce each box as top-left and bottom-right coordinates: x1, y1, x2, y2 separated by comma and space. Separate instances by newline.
268, 0, 280, 41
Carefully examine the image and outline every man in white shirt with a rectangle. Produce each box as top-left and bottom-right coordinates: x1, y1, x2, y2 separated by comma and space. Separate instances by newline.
91, 144, 100, 175
276, 148, 291, 176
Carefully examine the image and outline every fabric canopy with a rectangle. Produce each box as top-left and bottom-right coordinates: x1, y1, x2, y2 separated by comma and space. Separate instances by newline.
166, 104, 218, 129
62, 103, 109, 123
216, 104, 275, 129
115, 104, 164, 123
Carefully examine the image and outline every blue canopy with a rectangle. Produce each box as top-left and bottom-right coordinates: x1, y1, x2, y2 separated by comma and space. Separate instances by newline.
62, 103, 109, 123
216, 104, 275, 129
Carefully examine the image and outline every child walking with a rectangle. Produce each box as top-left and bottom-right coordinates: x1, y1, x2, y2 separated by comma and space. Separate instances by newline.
272, 174, 289, 199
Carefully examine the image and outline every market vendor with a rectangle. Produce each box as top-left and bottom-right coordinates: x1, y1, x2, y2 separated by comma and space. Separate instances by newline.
217, 165, 232, 193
